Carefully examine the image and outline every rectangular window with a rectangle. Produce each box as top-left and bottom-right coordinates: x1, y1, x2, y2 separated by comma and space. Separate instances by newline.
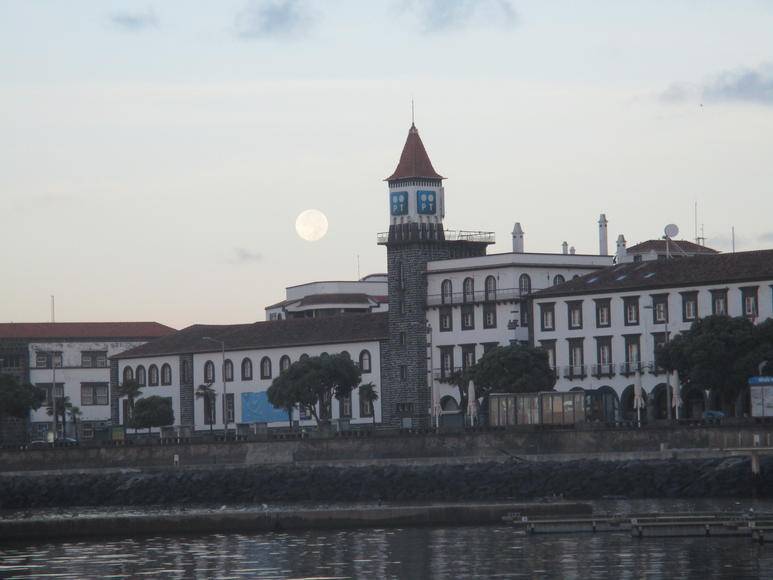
623, 335, 641, 376
595, 337, 613, 377
741, 286, 759, 318
399, 331, 406, 346
81, 382, 109, 406
81, 351, 108, 368
681, 291, 698, 322
399, 365, 408, 381
203, 394, 215, 425
37, 383, 65, 406
339, 396, 352, 418
359, 386, 374, 418
223, 393, 235, 423
461, 305, 474, 330
439, 307, 452, 332
482, 342, 499, 354
540, 303, 555, 331
711, 289, 728, 315
595, 299, 611, 328
567, 339, 584, 379
36, 352, 62, 369
461, 344, 476, 370
623, 297, 639, 326
651, 294, 669, 324
652, 332, 668, 372
483, 304, 497, 329
568, 301, 583, 330
539, 340, 556, 375
439, 347, 454, 379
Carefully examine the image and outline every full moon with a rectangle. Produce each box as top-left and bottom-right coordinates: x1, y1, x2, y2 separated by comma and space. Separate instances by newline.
295, 209, 329, 242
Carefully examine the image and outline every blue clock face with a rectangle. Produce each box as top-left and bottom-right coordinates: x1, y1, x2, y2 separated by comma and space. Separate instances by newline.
391, 191, 408, 216
417, 190, 437, 214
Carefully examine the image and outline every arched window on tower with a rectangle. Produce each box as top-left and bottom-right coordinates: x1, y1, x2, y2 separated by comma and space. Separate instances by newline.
519, 274, 532, 295
553, 274, 565, 286
485, 276, 496, 301
359, 350, 372, 373
463, 278, 474, 303
441, 279, 452, 304
136, 365, 146, 386
123, 367, 134, 383
280, 355, 291, 373
224, 359, 234, 382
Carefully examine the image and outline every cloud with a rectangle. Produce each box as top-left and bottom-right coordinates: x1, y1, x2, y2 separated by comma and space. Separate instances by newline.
234, 0, 313, 39
661, 63, 773, 106
109, 9, 158, 31
402, 0, 516, 32
231, 248, 263, 263
702, 64, 773, 105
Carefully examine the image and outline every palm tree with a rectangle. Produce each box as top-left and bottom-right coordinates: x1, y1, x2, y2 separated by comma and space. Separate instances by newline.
196, 383, 216, 433
46, 395, 71, 438
66, 405, 82, 440
359, 382, 379, 425
118, 379, 143, 429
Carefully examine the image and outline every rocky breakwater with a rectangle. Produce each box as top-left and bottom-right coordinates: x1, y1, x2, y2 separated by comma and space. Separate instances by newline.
1, 457, 771, 510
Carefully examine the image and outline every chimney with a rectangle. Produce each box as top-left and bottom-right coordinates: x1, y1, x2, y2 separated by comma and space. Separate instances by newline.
561, 241, 568, 255
598, 214, 608, 256
570, 246, 576, 255
512, 222, 524, 253
616, 234, 627, 261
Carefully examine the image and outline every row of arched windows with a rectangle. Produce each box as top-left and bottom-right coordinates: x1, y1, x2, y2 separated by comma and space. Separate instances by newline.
441, 274, 533, 304
123, 363, 172, 387
122, 350, 374, 387
201, 350, 372, 384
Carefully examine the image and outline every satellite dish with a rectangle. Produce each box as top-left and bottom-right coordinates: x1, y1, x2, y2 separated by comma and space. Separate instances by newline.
664, 224, 679, 238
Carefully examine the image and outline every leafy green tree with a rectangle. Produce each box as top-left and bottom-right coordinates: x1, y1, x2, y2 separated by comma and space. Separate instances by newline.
131, 396, 174, 433
196, 383, 217, 432
268, 354, 362, 426
469, 344, 556, 398
0, 374, 45, 419
117, 379, 143, 427
657, 315, 772, 415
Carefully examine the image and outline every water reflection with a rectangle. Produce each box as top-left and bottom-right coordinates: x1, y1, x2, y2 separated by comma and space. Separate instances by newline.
1, 526, 772, 579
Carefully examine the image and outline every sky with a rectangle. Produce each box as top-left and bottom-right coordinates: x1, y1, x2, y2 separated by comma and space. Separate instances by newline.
2, 0, 773, 330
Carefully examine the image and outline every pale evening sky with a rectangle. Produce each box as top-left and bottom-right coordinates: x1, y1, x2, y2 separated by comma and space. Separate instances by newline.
2, 0, 772, 330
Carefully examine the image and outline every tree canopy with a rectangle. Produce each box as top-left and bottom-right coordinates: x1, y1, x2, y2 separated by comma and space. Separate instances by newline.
0, 374, 45, 419
267, 354, 362, 425
468, 344, 556, 397
131, 396, 174, 432
657, 315, 773, 414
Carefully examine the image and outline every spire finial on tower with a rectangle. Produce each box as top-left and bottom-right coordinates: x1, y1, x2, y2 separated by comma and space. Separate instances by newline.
411, 98, 415, 125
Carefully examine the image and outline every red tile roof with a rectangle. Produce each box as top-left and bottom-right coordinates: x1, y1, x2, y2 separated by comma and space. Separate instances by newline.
627, 239, 718, 256
386, 123, 444, 181
114, 312, 388, 359
0, 322, 176, 340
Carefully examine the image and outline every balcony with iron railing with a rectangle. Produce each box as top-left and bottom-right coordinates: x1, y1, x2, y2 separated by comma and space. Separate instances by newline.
563, 364, 587, 380
376, 229, 495, 245
591, 363, 616, 378
432, 367, 464, 381
427, 287, 540, 307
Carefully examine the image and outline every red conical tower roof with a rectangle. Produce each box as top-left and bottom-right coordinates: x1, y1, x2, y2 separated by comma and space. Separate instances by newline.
386, 123, 445, 181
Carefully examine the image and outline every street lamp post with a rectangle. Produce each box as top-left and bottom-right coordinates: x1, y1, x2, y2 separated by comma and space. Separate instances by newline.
203, 337, 228, 438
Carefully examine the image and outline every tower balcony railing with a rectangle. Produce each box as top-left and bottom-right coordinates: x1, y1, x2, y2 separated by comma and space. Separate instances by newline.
427, 287, 541, 307
563, 364, 587, 380
376, 229, 495, 245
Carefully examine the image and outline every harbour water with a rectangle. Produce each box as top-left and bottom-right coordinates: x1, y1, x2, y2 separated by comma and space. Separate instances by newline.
1, 499, 772, 579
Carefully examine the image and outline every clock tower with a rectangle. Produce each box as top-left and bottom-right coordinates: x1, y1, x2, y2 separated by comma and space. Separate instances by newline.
379, 123, 492, 429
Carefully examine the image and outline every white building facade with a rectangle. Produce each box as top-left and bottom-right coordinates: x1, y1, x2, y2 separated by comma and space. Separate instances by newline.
530, 249, 773, 421
113, 314, 387, 433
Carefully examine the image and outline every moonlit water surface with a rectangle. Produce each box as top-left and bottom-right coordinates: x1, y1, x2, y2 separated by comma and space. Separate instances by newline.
1, 500, 772, 579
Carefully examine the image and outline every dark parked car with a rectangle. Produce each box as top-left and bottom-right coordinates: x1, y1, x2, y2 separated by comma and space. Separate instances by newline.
702, 410, 725, 423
